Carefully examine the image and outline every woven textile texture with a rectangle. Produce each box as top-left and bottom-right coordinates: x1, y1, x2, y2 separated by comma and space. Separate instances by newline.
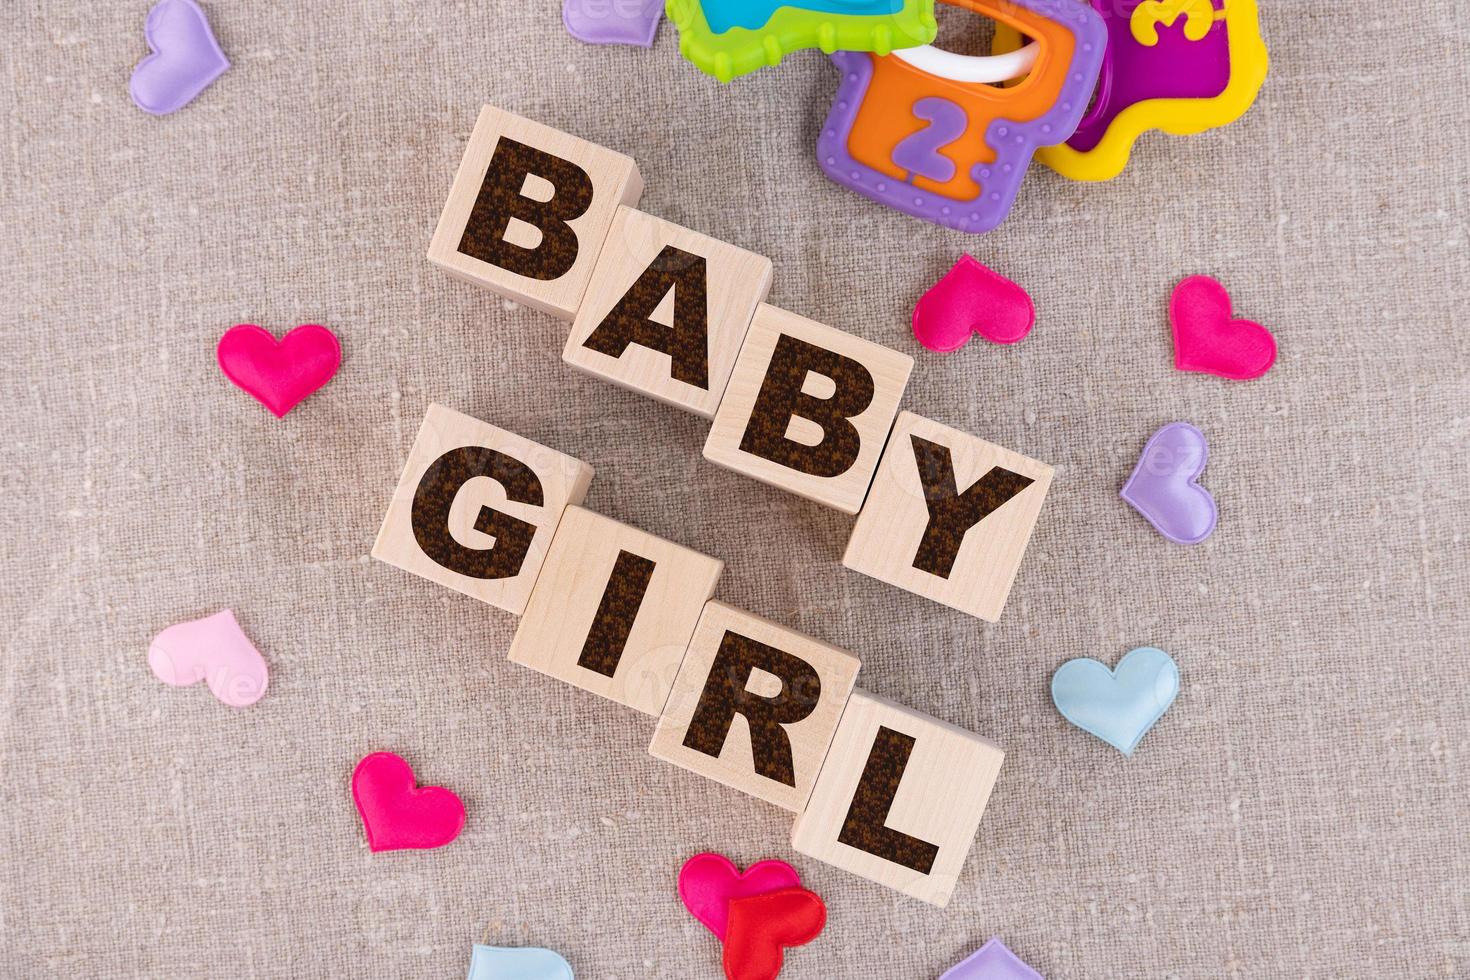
2, 1, 1468, 977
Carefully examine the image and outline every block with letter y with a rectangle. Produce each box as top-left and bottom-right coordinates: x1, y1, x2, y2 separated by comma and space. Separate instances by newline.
843, 411, 1053, 621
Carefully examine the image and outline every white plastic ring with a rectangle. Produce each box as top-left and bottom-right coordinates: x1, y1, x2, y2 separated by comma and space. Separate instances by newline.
890, 41, 1040, 83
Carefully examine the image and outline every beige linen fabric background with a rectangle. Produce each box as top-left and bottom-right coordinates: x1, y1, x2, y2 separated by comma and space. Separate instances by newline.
3, 1, 1468, 977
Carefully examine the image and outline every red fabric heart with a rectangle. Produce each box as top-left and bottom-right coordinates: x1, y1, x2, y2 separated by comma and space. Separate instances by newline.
1169, 276, 1276, 380
350, 752, 465, 852
216, 323, 341, 417
721, 887, 827, 980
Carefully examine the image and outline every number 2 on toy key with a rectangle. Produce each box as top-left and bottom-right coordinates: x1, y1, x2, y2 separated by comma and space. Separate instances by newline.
891, 97, 968, 184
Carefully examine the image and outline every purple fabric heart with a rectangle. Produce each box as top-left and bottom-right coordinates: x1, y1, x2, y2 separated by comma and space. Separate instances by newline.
941, 937, 1044, 980
1120, 421, 1218, 545
563, 0, 664, 47
129, 0, 230, 116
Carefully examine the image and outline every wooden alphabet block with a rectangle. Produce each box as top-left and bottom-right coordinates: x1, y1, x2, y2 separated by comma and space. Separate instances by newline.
703, 304, 913, 514
648, 601, 860, 812
562, 206, 773, 418
428, 105, 644, 320
843, 411, 1054, 622
371, 403, 594, 615
508, 506, 724, 716
790, 689, 1004, 908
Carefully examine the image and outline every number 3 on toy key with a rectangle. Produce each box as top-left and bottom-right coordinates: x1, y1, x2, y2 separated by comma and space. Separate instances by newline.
890, 97, 968, 184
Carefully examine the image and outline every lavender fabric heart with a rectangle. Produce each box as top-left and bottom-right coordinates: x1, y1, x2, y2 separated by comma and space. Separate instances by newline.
129, 0, 230, 115
1120, 421, 1218, 545
941, 937, 1044, 980
563, 0, 664, 46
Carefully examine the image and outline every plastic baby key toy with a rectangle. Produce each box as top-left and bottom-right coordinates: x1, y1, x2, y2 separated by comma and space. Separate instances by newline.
994, 0, 1269, 180
817, 0, 1105, 233
667, 0, 938, 82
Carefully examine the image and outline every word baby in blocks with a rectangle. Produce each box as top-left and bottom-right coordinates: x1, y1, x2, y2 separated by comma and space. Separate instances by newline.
428, 105, 643, 320
509, 506, 724, 717
793, 690, 1004, 908
846, 412, 1054, 621
372, 404, 594, 615
649, 602, 861, 812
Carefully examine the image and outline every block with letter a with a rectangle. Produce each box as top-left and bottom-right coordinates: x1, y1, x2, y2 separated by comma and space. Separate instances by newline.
428, 105, 644, 320
843, 411, 1053, 622
564, 206, 772, 418
371, 403, 594, 615
791, 689, 1004, 908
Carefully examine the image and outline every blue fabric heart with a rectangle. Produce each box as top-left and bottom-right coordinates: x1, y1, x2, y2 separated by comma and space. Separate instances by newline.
467, 945, 573, 980
1051, 647, 1180, 755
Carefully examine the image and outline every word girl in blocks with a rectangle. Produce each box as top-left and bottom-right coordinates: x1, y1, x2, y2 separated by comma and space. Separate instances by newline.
793, 690, 1004, 907
564, 206, 773, 418
704, 305, 914, 514
845, 411, 1054, 621
649, 602, 860, 812
372, 404, 594, 615
509, 506, 724, 717
428, 105, 643, 320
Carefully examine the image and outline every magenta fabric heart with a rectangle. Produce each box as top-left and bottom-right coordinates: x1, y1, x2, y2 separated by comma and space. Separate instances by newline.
351, 753, 466, 853
912, 255, 1035, 352
677, 852, 802, 941
1170, 275, 1277, 380
217, 323, 341, 417
1121, 421, 1218, 545
129, 0, 230, 116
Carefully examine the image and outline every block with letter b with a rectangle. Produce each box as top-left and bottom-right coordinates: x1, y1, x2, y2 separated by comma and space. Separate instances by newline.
843, 411, 1054, 622
791, 690, 1004, 908
703, 304, 913, 514
371, 404, 594, 615
563, 206, 772, 418
428, 105, 644, 320
508, 506, 724, 716
648, 601, 860, 812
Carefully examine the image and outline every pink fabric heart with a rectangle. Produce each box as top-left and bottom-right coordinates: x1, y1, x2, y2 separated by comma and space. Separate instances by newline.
912, 255, 1035, 352
148, 608, 269, 707
678, 852, 802, 941
1170, 275, 1277, 380
351, 752, 466, 853
217, 323, 341, 417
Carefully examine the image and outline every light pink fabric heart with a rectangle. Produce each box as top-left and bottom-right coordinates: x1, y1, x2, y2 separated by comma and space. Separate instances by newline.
216, 323, 341, 417
678, 852, 802, 941
1170, 275, 1277, 380
351, 753, 466, 853
148, 608, 269, 707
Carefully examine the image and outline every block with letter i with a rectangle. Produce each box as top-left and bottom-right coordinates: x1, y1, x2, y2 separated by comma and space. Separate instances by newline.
791, 690, 1004, 908
703, 304, 913, 514
371, 404, 594, 615
843, 411, 1054, 622
648, 601, 860, 812
428, 105, 644, 320
563, 206, 773, 418
508, 507, 724, 716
